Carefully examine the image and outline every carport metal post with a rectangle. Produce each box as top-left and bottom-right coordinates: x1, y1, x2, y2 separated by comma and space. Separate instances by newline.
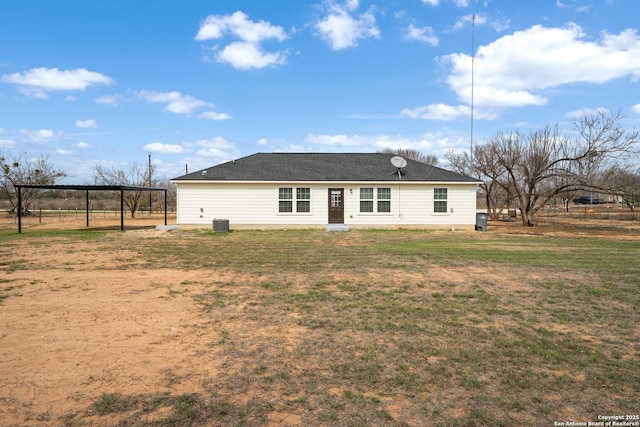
120, 189, 124, 231
17, 185, 22, 233
164, 189, 167, 225
86, 189, 90, 227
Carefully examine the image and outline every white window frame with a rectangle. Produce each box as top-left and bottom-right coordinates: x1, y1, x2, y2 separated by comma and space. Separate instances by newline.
377, 187, 391, 213
433, 187, 448, 214
278, 187, 312, 215
296, 187, 311, 213
359, 187, 392, 215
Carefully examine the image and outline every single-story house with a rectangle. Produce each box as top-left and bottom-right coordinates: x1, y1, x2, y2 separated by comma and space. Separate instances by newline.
171, 152, 482, 230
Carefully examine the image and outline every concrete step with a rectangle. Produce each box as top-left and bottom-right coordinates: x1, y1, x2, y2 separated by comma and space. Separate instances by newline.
325, 224, 350, 232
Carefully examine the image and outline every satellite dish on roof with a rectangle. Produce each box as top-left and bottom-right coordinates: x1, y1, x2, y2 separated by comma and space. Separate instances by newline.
390, 156, 407, 168
390, 156, 408, 179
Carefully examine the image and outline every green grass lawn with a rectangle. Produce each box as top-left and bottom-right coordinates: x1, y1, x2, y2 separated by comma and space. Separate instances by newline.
1, 227, 638, 426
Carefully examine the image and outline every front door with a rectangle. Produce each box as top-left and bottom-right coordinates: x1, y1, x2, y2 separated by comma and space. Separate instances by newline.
328, 188, 344, 224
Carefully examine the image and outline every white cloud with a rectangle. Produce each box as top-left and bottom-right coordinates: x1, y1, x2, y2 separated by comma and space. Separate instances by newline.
556, 0, 591, 12
55, 149, 73, 155
304, 133, 415, 149
566, 107, 610, 118
401, 102, 501, 121
256, 138, 269, 145
273, 144, 313, 153
137, 90, 211, 114
472, 86, 547, 108
453, 13, 488, 31
454, 24, 640, 104
421, 0, 468, 6
489, 18, 511, 33
193, 137, 237, 158
144, 142, 184, 153
401, 104, 470, 121
195, 11, 289, 70
406, 23, 640, 121
19, 128, 62, 143
1, 67, 112, 98
17, 86, 49, 99
196, 11, 287, 43
633, 104, 640, 114
305, 133, 361, 146
194, 137, 234, 149
74, 142, 91, 148
199, 111, 232, 120
346, 0, 360, 11
405, 24, 439, 46
315, 1, 380, 50
75, 119, 97, 129
96, 94, 122, 106
302, 131, 466, 155
0, 138, 15, 148
215, 41, 286, 69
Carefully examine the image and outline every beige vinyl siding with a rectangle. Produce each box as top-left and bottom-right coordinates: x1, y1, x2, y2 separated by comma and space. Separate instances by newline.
176, 183, 328, 226
425, 184, 477, 226
344, 183, 477, 227
175, 181, 478, 229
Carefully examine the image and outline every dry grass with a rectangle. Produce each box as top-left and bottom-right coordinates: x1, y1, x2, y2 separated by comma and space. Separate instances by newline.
0, 215, 638, 426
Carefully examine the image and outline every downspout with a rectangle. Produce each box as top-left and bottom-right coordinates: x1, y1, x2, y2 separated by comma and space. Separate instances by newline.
398, 182, 403, 221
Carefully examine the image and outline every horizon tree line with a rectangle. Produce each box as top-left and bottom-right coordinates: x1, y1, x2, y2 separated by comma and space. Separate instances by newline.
2, 109, 639, 226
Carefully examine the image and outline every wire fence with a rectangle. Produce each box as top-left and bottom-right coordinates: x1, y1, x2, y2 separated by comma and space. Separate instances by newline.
534, 204, 637, 222
1, 209, 176, 231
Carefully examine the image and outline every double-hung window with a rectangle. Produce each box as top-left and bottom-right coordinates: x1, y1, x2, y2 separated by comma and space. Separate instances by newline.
296, 187, 311, 213
434, 187, 448, 213
279, 187, 311, 213
360, 188, 374, 212
279, 188, 293, 213
360, 187, 391, 213
377, 188, 391, 213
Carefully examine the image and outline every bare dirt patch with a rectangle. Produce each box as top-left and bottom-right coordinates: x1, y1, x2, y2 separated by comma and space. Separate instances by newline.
1, 266, 231, 422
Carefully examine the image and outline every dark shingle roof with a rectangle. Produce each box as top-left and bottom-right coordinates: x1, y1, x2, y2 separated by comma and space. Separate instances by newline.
172, 153, 480, 183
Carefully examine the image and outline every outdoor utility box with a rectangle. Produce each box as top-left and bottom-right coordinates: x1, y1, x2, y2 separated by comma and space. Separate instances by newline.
213, 218, 229, 233
475, 213, 489, 231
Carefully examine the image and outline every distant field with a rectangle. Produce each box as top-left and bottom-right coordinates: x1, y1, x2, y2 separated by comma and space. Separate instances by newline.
0, 218, 638, 426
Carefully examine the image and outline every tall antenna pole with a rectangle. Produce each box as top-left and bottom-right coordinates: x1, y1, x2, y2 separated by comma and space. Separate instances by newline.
470, 13, 476, 166
148, 152, 152, 213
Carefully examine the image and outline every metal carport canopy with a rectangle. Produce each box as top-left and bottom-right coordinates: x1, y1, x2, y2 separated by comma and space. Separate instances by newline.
15, 184, 167, 233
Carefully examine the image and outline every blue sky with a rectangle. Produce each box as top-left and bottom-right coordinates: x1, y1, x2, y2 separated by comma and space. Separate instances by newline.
1, 0, 639, 183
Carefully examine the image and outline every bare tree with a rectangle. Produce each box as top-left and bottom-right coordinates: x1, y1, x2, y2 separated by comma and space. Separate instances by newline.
93, 162, 155, 218
0, 151, 66, 215
480, 110, 638, 226
379, 148, 439, 166
600, 165, 640, 214
445, 146, 514, 221
146, 176, 176, 213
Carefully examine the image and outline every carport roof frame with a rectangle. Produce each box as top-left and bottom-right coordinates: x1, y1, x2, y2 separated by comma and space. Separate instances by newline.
15, 184, 167, 233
